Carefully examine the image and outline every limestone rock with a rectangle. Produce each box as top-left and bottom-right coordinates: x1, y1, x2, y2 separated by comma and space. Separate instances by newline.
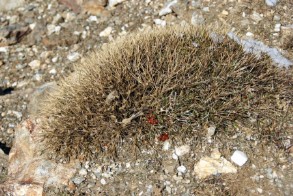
194, 149, 237, 179
175, 145, 190, 156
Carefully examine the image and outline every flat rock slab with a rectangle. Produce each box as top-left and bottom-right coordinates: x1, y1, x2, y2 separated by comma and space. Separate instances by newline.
0, 119, 80, 195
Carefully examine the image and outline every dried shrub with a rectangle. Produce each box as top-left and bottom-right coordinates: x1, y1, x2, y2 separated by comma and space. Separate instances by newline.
40, 26, 293, 160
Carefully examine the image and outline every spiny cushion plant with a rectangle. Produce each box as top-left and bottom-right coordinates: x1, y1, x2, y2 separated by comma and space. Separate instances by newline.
40, 26, 293, 160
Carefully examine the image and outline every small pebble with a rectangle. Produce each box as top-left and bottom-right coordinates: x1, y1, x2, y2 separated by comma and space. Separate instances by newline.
100, 178, 106, 185
154, 19, 166, 27
265, 0, 278, 6
125, 162, 131, 168
28, 60, 41, 69
231, 150, 248, 166
166, 186, 172, 194
207, 126, 216, 137
177, 165, 187, 173
49, 68, 57, 75
159, 0, 177, 16
274, 24, 281, 32
162, 141, 171, 151
246, 32, 254, 37
33, 73, 43, 81
273, 15, 280, 21
175, 145, 190, 156
257, 188, 263, 194
51, 56, 58, 63
221, 10, 229, 15
99, 26, 113, 37
79, 168, 87, 176
67, 52, 80, 62
0, 47, 8, 53
172, 153, 178, 160
108, 0, 124, 7
11, 111, 22, 119
72, 176, 85, 185
88, 15, 98, 22
202, 7, 209, 12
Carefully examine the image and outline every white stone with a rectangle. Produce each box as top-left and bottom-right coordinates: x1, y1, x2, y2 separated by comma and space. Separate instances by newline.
177, 165, 187, 173
257, 188, 263, 193
88, 15, 98, 22
12, 111, 22, 119
29, 23, 36, 30
162, 141, 171, 151
99, 27, 113, 37
29, 60, 41, 69
125, 162, 131, 168
221, 10, 229, 15
194, 149, 237, 179
265, 0, 278, 6
145, 0, 151, 4
82, 31, 87, 39
159, 0, 177, 16
8, 15, 19, 24
154, 19, 166, 27
47, 24, 56, 35
231, 150, 248, 166
0, 47, 8, 53
207, 126, 216, 137
79, 168, 87, 176
67, 52, 80, 62
202, 7, 209, 12
246, 32, 254, 37
274, 24, 281, 32
108, 0, 125, 7
52, 14, 62, 24
52, 56, 58, 63
72, 176, 85, 184
100, 178, 106, 185
49, 68, 57, 75
175, 145, 190, 156
172, 153, 178, 160
250, 11, 263, 22
54, 26, 61, 34
84, 161, 90, 169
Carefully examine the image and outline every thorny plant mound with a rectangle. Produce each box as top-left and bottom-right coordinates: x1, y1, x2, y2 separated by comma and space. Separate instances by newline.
40, 26, 293, 160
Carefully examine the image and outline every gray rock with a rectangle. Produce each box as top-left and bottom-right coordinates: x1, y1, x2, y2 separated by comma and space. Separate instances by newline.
72, 176, 85, 185
0, 0, 25, 11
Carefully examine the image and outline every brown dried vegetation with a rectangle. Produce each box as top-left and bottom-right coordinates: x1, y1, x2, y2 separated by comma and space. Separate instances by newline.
40, 26, 293, 160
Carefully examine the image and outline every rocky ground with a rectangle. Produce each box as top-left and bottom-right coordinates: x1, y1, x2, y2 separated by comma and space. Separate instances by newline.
0, 0, 292, 195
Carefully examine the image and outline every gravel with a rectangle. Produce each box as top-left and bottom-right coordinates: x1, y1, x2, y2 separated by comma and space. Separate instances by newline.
0, 0, 292, 195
